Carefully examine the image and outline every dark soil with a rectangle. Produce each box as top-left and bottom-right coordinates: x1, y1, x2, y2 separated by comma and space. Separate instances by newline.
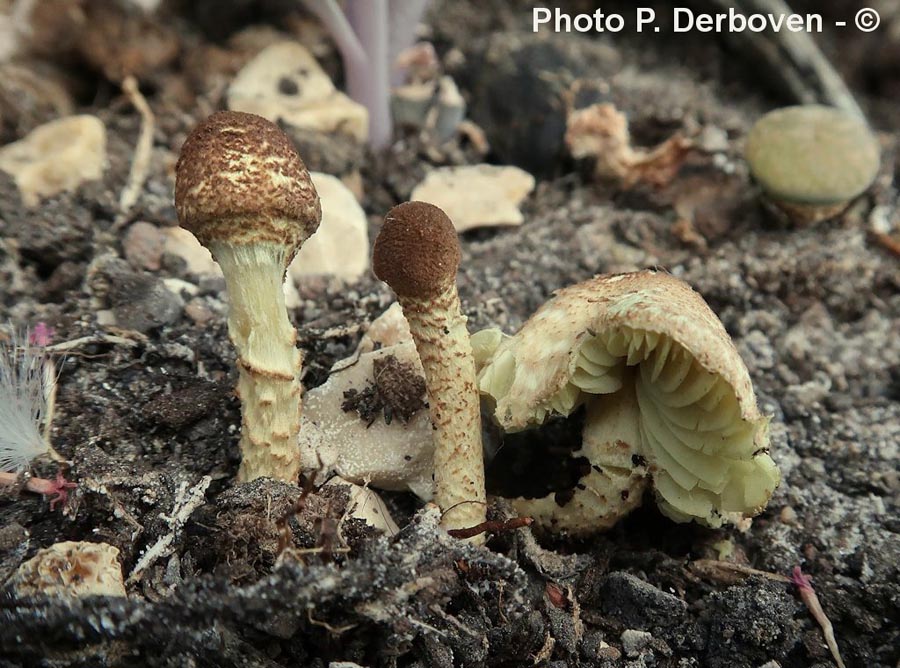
1, 1, 898, 666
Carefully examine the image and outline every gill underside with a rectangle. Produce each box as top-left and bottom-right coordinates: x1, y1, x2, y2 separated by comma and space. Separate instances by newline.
480, 326, 778, 530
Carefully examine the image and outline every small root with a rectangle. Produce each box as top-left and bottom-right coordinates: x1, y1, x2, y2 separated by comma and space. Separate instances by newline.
119, 75, 155, 215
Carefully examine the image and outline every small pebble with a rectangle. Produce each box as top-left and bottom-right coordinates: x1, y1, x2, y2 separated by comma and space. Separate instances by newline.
123, 221, 166, 271
0, 115, 107, 207
621, 629, 653, 658
780, 506, 798, 525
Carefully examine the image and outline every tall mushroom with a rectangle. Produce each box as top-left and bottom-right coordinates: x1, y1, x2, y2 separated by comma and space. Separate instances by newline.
373, 201, 487, 537
175, 111, 321, 483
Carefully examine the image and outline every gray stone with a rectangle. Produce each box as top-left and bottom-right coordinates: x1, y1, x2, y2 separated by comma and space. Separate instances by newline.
89, 257, 183, 332
701, 579, 798, 668
598, 572, 687, 631
111, 277, 183, 332
621, 629, 653, 658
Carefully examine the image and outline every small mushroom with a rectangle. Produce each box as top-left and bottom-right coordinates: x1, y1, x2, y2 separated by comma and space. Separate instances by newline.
175, 111, 322, 483
474, 271, 780, 534
373, 201, 487, 538
744, 105, 880, 226
11, 541, 126, 598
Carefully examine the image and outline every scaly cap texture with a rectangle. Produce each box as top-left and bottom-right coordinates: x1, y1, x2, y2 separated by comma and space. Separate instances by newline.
373, 201, 461, 300
175, 110, 322, 263
475, 270, 779, 530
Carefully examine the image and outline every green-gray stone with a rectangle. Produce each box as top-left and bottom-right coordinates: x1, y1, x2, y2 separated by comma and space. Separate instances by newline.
745, 105, 880, 205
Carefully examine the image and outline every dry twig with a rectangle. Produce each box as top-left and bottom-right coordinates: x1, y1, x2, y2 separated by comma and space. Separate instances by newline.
447, 516, 533, 540
128, 476, 211, 583
119, 75, 155, 214
689, 558, 791, 585
702, 0, 863, 118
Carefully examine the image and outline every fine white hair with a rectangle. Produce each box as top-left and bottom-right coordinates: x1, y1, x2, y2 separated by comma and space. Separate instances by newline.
0, 331, 52, 472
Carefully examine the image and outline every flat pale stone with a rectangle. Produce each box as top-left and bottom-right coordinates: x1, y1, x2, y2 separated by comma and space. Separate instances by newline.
356, 302, 411, 352
410, 164, 535, 232
288, 172, 369, 282
0, 115, 106, 206
299, 306, 434, 500
227, 41, 368, 143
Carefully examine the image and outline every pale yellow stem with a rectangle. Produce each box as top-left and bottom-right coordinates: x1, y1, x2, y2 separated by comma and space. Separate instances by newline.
210, 241, 302, 482
399, 284, 487, 539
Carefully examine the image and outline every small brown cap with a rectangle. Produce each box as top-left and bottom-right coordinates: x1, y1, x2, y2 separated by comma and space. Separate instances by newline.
373, 201, 461, 299
175, 111, 321, 261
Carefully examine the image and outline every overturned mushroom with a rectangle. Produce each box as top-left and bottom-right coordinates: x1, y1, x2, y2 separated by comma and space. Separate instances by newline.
373, 201, 487, 538
175, 111, 322, 483
474, 271, 779, 534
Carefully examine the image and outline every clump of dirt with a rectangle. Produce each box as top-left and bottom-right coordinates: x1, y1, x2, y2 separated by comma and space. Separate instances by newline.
341, 354, 428, 427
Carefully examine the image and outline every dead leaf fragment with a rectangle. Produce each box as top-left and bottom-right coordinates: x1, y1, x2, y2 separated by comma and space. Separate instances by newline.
565, 103, 692, 188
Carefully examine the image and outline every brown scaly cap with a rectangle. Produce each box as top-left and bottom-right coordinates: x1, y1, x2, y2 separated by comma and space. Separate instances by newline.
175, 111, 321, 261
373, 201, 461, 299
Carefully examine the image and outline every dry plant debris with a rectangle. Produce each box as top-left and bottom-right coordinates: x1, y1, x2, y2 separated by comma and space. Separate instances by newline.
792, 567, 846, 668
341, 354, 427, 427
565, 102, 692, 188
118, 74, 154, 214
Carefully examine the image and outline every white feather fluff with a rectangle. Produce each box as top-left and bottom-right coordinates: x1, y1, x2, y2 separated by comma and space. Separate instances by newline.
0, 333, 53, 472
